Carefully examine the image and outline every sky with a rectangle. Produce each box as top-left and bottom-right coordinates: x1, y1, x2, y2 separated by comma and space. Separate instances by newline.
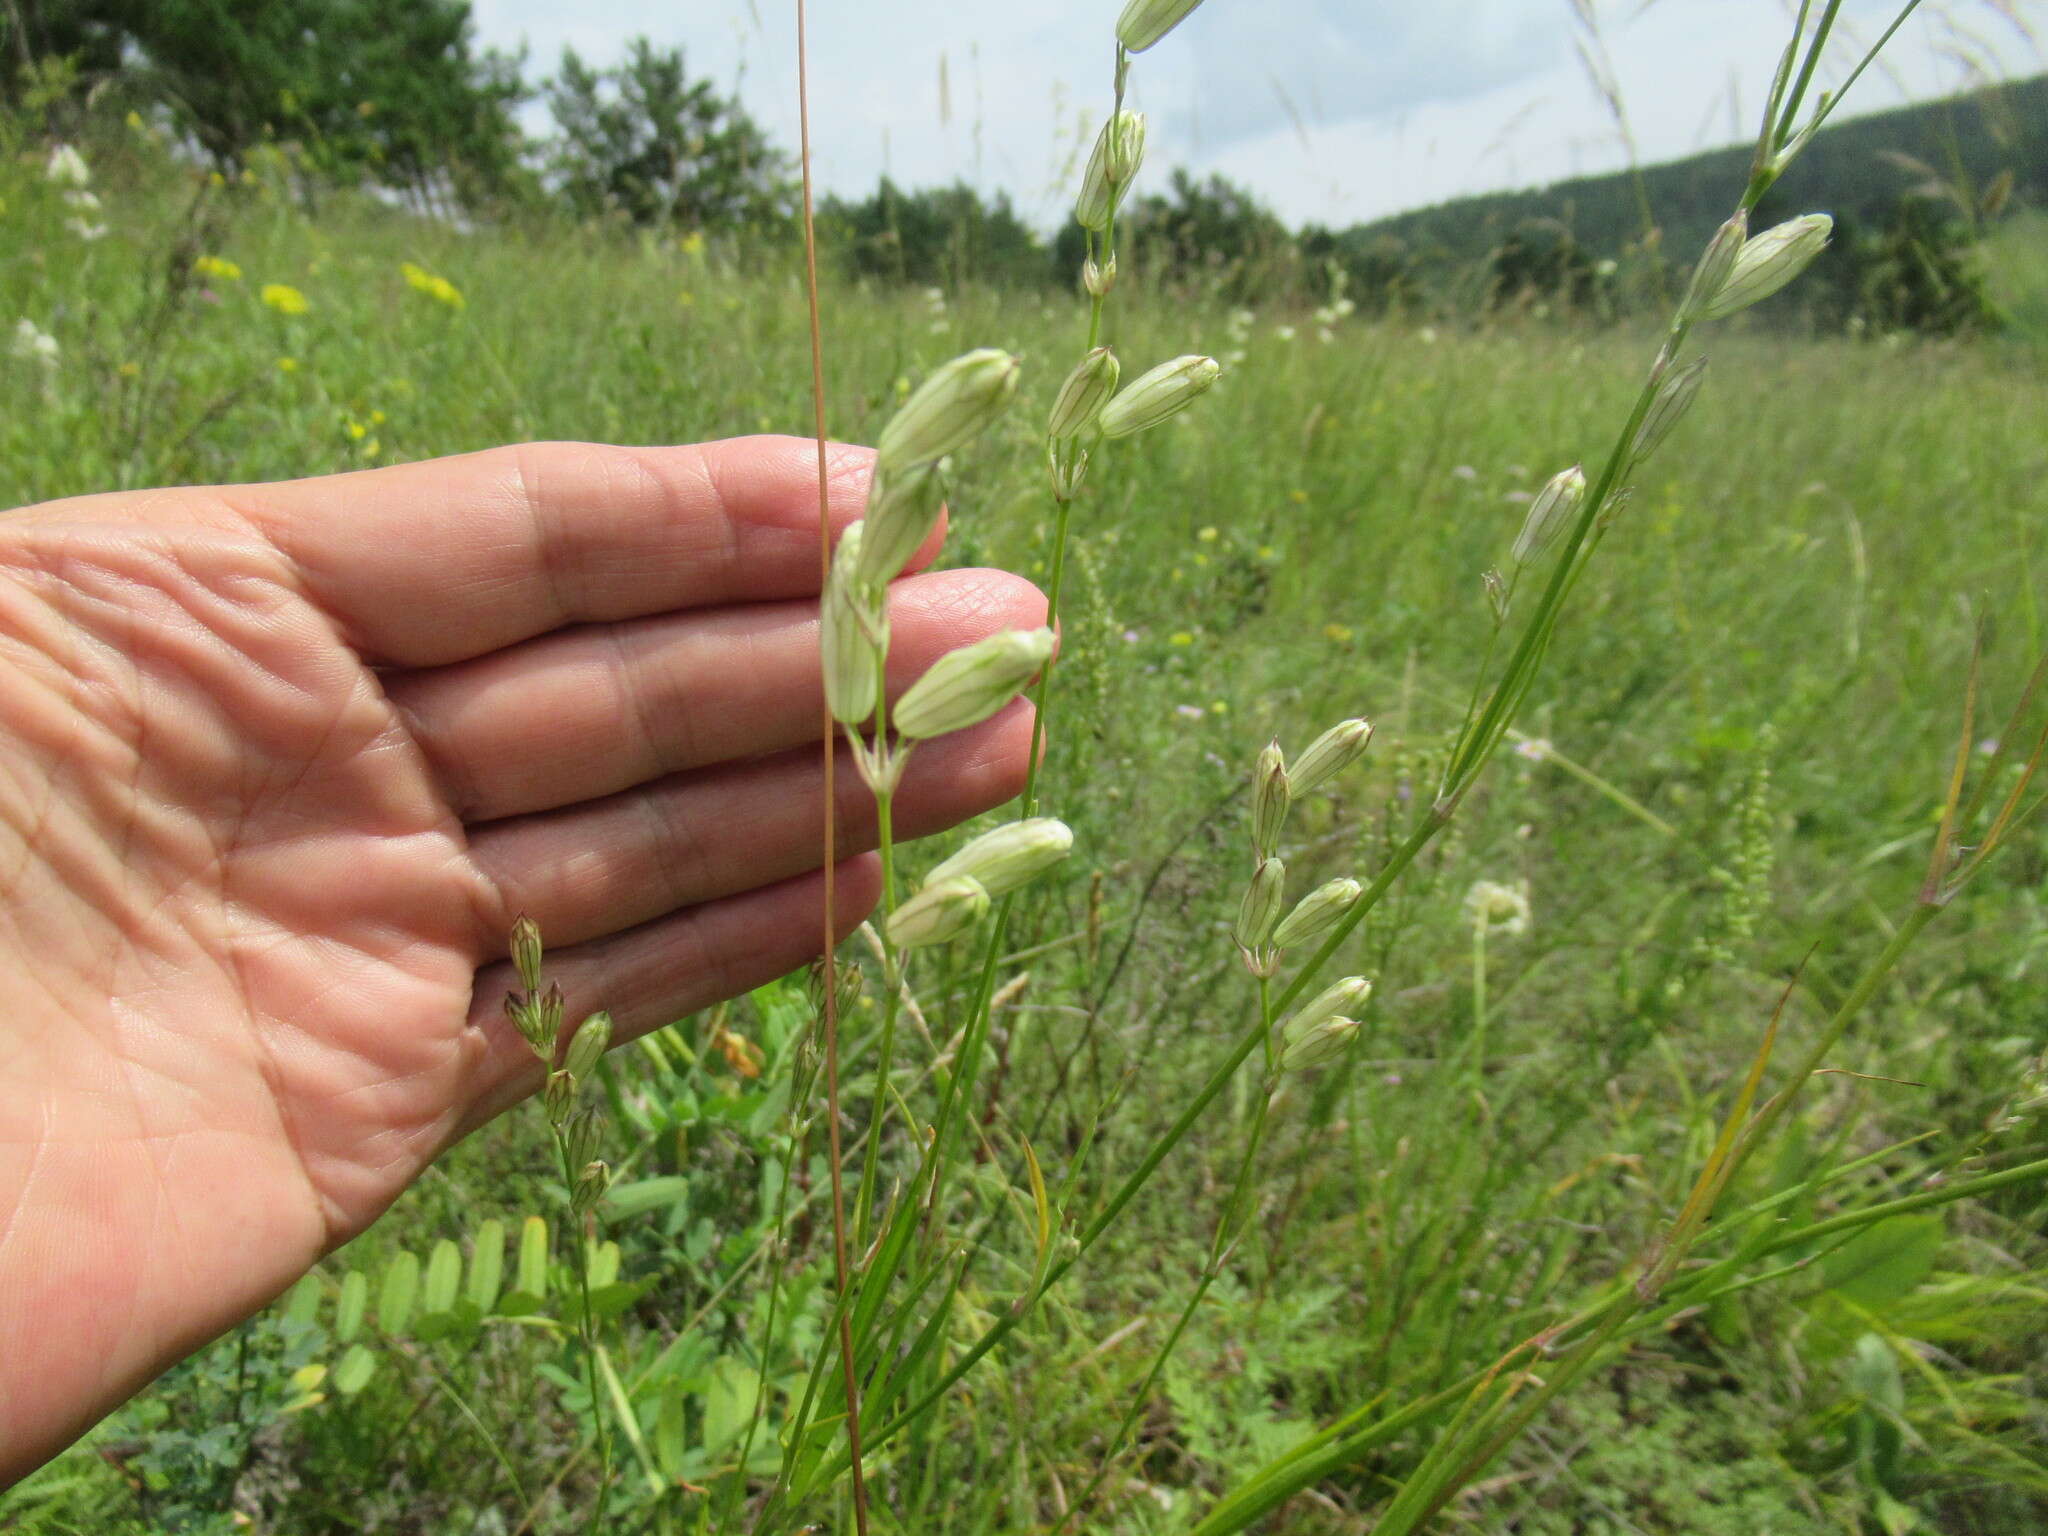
467, 0, 2043, 231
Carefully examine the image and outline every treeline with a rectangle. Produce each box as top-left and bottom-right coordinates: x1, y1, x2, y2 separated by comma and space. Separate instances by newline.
4, 1, 2036, 334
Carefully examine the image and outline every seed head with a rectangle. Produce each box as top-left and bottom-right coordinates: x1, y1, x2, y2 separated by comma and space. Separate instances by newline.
1117, 0, 1209, 52
1678, 212, 1749, 324
1272, 877, 1362, 949
856, 456, 948, 587
1075, 112, 1146, 230
562, 1011, 612, 1079
894, 626, 1055, 740
1234, 856, 1286, 952
1289, 718, 1374, 794
876, 349, 1021, 473
1698, 214, 1833, 320
1511, 465, 1587, 567
823, 526, 888, 725
1099, 355, 1221, 438
1630, 355, 1709, 464
1251, 741, 1289, 858
925, 817, 1074, 897
1047, 347, 1120, 440
887, 875, 991, 949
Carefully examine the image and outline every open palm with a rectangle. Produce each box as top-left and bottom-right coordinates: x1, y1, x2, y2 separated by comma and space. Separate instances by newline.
0, 437, 1040, 1477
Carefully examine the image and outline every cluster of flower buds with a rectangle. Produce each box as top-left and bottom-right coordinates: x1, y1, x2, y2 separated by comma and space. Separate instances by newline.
505, 915, 615, 1210
886, 817, 1074, 951
1231, 719, 1374, 977
1680, 211, 1835, 325
1276, 976, 1373, 1073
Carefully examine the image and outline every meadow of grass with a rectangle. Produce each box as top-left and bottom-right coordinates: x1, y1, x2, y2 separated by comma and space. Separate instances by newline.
2, 114, 2046, 1535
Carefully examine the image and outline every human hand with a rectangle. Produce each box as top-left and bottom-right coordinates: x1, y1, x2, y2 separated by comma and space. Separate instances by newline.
0, 437, 1041, 1477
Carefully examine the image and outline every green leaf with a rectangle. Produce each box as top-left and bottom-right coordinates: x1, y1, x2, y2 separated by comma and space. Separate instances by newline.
335, 1269, 368, 1344
423, 1238, 461, 1315
702, 1357, 762, 1456
605, 1175, 690, 1220
1823, 1215, 1943, 1309
379, 1251, 420, 1335
467, 1219, 505, 1313
282, 1272, 324, 1329
333, 1343, 378, 1396
655, 1383, 689, 1480
588, 1238, 622, 1289
516, 1214, 550, 1300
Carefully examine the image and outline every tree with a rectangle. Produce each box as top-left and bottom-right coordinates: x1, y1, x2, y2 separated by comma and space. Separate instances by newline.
1056, 168, 1294, 301
543, 40, 794, 231
821, 179, 1044, 288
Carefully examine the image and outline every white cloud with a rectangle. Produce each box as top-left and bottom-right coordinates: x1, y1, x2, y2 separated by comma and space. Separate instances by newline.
468, 0, 2043, 229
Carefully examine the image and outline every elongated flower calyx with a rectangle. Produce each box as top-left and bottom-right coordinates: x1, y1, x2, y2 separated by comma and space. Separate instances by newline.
1117, 0, 1209, 52
1631, 355, 1709, 463
1677, 212, 1748, 323
823, 526, 888, 725
877, 349, 1021, 472
1099, 355, 1221, 438
856, 456, 947, 587
1511, 465, 1587, 567
1075, 112, 1147, 231
888, 875, 991, 948
894, 626, 1055, 740
1272, 877, 1362, 949
1698, 214, 1833, 320
1280, 1014, 1360, 1072
1283, 975, 1373, 1038
562, 1011, 612, 1079
1047, 347, 1120, 440
1288, 718, 1374, 794
1234, 856, 1286, 953
1251, 741, 1289, 858
925, 818, 1074, 897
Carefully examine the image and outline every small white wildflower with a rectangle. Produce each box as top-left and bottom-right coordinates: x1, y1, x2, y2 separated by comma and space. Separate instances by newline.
65, 219, 109, 241
1272, 324, 1297, 342
1417, 326, 1439, 344
62, 188, 101, 212
45, 143, 90, 187
1464, 879, 1532, 937
12, 318, 59, 365
1512, 737, 1552, 763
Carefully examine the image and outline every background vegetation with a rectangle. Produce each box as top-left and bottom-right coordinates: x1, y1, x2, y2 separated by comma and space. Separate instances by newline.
2, 6, 2047, 1533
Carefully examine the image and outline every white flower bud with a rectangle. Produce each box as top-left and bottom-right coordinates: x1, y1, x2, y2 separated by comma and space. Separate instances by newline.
887, 876, 990, 948
1698, 214, 1833, 320
1288, 718, 1373, 794
925, 818, 1074, 897
893, 626, 1055, 740
823, 526, 887, 725
1075, 112, 1146, 230
1082, 255, 1117, 297
1678, 212, 1748, 323
1047, 347, 1120, 440
1272, 877, 1362, 949
1631, 355, 1709, 463
855, 456, 947, 587
1251, 741, 1289, 858
1280, 1014, 1360, 1072
562, 1011, 612, 1080
1098, 355, 1221, 438
1234, 856, 1285, 952
876, 349, 1021, 473
1117, 0, 1209, 52
1282, 975, 1373, 1039
1511, 465, 1587, 567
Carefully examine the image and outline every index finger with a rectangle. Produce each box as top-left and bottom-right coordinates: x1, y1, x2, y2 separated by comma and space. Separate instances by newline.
236, 436, 912, 666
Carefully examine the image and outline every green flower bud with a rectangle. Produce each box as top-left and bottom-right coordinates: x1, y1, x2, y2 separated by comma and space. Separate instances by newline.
543, 1068, 577, 1120
572, 1159, 611, 1215
563, 1105, 602, 1173
510, 914, 544, 995
925, 817, 1074, 897
1075, 112, 1146, 230
1233, 856, 1285, 952
1098, 355, 1221, 438
855, 457, 947, 587
1289, 718, 1373, 794
1677, 212, 1748, 323
894, 626, 1055, 741
1280, 1014, 1360, 1073
1116, 0, 1209, 52
1272, 877, 1362, 949
1698, 214, 1833, 320
887, 875, 991, 949
1511, 465, 1587, 567
1631, 355, 1709, 463
1047, 347, 1120, 440
823, 526, 888, 725
1282, 975, 1373, 1039
876, 349, 1021, 472
1251, 740, 1289, 858
562, 1011, 612, 1080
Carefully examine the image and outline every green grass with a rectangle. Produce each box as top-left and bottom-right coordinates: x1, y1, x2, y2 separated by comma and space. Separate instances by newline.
3, 120, 2047, 1534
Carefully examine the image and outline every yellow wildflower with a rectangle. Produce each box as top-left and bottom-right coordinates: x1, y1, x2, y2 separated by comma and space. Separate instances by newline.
117, 361, 140, 378
1169, 631, 1194, 647
345, 419, 367, 441
1196, 526, 1218, 542
401, 261, 464, 310
276, 356, 299, 373
194, 255, 242, 282
261, 283, 309, 316
679, 231, 706, 257
1323, 623, 1355, 644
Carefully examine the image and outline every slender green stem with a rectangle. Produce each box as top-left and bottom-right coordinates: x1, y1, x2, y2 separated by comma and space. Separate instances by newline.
1468, 921, 1488, 1092
854, 747, 903, 1247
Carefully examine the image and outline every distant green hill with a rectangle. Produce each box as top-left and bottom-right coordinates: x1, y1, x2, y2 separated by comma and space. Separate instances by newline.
1328, 71, 2048, 269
